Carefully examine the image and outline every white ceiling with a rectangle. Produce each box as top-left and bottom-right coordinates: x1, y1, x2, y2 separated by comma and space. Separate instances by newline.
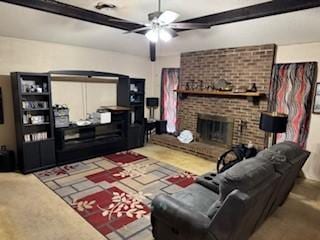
159, 7, 320, 56
60, 0, 269, 22
0, 1, 319, 57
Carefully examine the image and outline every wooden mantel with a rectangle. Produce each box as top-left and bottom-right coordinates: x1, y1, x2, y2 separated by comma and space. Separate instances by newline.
174, 89, 266, 104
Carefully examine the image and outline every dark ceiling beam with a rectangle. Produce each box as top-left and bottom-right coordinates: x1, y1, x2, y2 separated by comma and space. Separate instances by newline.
2, 0, 320, 32
0, 0, 144, 31
180, 0, 320, 28
2, 0, 320, 62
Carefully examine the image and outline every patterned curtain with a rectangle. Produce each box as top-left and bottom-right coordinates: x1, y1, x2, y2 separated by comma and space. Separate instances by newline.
161, 68, 180, 133
269, 62, 317, 148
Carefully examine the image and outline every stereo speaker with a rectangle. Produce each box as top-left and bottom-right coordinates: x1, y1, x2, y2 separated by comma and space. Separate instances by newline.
0, 150, 15, 172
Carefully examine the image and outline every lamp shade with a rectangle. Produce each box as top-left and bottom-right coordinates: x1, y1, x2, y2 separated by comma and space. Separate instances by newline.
259, 112, 288, 133
146, 97, 159, 107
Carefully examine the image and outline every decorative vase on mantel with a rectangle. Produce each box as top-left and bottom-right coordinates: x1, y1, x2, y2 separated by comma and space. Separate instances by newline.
214, 79, 233, 91
248, 83, 257, 92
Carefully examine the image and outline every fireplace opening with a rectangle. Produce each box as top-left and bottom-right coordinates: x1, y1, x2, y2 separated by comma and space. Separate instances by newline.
197, 114, 234, 147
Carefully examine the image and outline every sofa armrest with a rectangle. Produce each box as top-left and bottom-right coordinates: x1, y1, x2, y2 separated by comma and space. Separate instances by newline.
207, 190, 249, 240
196, 172, 221, 193
152, 194, 211, 238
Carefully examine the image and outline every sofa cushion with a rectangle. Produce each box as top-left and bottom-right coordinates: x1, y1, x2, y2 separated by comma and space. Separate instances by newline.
172, 183, 220, 216
268, 141, 309, 164
256, 149, 290, 173
257, 141, 310, 173
219, 157, 274, 201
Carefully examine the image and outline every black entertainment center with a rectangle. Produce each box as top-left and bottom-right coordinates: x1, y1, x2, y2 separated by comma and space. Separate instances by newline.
11, 72, 56, 173
117, 77, 145, 149
11, 71, 145, 173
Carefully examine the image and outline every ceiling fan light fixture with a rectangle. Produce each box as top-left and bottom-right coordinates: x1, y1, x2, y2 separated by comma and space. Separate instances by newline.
146, 29, 159, 43
159, 28, 172, 42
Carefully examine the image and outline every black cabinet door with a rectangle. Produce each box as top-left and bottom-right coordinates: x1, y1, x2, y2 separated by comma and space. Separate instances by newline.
128, 125, 144, 149
40, 139, 56, 167
22, 142, 41, 173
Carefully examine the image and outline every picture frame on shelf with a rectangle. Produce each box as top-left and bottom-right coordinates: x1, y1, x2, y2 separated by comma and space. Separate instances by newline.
313, 83, 320, 114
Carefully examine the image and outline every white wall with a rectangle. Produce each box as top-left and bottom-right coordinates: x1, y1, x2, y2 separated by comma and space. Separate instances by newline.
0, 36, 151, 77
51, 81, 117, 121
276, 43, 320, 181
0, 36, 152, 152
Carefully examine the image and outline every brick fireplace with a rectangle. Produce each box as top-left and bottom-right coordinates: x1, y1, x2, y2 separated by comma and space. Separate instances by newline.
152, 44, 276, 161
178, 44, 276, 150
197, 114, 234, 147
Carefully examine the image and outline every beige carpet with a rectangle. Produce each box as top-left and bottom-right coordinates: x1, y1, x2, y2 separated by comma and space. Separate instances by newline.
0, 173, 106, 240
0, 144, 319, 240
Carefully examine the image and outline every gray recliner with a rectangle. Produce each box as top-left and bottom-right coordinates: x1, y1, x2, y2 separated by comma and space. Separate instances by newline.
151, 142, 310, 240
254, 141, 310, 225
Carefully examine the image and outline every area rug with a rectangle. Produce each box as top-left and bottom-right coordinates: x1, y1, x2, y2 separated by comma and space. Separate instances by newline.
34, 151, 197, 240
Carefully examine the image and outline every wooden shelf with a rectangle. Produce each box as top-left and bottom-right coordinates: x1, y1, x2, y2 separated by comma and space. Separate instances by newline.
101, 106, 131, 112
24, 122, 50, 127
21, 92, 49, 96
23, 108, 50, 112
23, 138, 53, 144
174, 89, 266, 104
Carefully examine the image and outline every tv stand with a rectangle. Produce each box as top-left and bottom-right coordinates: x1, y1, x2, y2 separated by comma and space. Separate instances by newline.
55, 110, 128, 165
11, 70, 145, 173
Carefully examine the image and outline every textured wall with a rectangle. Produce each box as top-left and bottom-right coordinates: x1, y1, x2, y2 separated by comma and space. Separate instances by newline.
178, 44, 276, 149
0, 36, 152, 154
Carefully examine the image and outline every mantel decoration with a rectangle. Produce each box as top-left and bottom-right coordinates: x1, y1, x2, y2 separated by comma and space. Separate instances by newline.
313, 83, 320, 114
178, 79, 263, 104
183, 80, 257, 93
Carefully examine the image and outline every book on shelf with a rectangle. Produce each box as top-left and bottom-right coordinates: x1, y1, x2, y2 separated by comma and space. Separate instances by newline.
24, 132, 48, 142
22, 101, 48, 110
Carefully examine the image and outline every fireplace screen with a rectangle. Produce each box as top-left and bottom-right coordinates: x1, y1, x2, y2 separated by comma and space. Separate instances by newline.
197, 114, 234, 147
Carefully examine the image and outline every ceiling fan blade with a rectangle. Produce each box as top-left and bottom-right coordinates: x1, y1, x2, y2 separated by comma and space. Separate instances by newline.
124, 26, 151, 34
168, 22, 211, 29
158, 11, 180, 24
148, 11, 162, 21
165, 28, 179, 38
109, 18, 148, 26
109, 18, 133, 23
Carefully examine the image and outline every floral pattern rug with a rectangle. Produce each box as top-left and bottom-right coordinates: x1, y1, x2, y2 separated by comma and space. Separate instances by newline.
34, 151, 196, 240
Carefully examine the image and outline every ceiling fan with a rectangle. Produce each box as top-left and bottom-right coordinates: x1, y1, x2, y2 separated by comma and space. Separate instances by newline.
102, 0, 211, 43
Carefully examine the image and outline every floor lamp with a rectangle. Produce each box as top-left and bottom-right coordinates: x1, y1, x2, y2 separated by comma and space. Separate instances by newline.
259, 112, 288, 148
